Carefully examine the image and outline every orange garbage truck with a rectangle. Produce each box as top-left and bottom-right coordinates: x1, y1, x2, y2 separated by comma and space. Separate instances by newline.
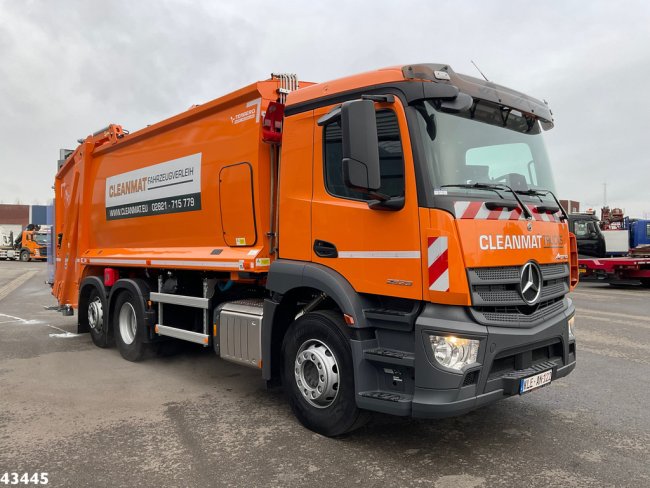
1, 224, 50, 261
53, 64, 579, 436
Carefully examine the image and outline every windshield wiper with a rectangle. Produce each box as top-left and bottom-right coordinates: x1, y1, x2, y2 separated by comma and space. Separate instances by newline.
441, 182, 505, 195
441, 182, 534, 220
515, 188, 568, 221
515, 188, 545, 196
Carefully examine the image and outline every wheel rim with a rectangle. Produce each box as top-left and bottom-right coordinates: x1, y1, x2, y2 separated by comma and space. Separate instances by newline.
294, 339, 340, 408
118, 302, 137, 345
88, 296, 104, 332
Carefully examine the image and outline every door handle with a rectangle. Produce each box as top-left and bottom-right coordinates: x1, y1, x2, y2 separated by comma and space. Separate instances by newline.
313, 240, 338, 258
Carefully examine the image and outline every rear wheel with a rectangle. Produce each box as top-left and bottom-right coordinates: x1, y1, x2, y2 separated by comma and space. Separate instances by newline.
85, 288, 111, 348
640, 278, 650, 288
113, 290, 151, 362
20, 250, 30, 262
281, 310, 367, 436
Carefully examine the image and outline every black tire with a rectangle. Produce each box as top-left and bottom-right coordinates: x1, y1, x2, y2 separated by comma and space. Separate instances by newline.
113, 290, 151, 362
281, 310, 368, 437
640, 278, 650, 288
20, 250, 30, 262
84, 287, 111, 348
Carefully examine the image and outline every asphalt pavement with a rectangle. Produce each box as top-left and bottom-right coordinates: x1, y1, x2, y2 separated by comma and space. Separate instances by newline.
0, 260, 648, 487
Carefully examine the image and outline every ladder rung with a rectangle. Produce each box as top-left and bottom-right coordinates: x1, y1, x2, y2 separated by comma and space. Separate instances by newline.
155, 324, 210, 345
150, 292, 209, 309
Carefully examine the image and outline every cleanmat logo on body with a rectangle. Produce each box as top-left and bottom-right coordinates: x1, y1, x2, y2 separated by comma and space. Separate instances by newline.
105, 154, 202, 220
479, 234, 565, 250
107, 166, 196, 198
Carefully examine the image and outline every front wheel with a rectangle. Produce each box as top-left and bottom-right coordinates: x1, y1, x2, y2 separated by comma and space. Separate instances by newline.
281, 310, 367, 436
640, 278, 650, 288
113, 290, 151, 362
20, 250, 30, 262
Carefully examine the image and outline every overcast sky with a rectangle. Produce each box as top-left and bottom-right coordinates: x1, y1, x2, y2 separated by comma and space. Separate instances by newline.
1, 0, 649, 217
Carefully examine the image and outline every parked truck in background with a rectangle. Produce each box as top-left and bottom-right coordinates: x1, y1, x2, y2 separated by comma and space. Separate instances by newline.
52, 63, 578, 435
0, 224, 50, 261
568, 213, 650, 286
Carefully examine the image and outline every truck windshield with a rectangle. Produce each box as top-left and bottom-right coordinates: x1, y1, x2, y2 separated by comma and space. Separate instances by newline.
34, 233, 48, 245
414, 99, 557, 198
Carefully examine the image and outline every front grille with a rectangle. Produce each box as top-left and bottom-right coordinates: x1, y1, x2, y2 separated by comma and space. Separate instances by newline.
467, 263, 569, 324
474, 267, 520, 281
472, 296, 565, 325
540, 263, 567, 277
476, 286, 519, 303
471, 263, 569, 283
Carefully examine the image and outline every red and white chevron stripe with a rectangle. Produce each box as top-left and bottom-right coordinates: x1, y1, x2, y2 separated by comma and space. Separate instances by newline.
453, 201, 560, 222
428, 236, 449, 292
528, 206, 561, 222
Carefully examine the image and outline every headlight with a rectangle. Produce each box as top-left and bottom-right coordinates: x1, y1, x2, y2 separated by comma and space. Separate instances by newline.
428, 335, 479, 371
568, 316, 576, 340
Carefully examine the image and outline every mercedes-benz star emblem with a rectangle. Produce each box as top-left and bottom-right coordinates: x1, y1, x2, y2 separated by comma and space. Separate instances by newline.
520, 261, 543, 305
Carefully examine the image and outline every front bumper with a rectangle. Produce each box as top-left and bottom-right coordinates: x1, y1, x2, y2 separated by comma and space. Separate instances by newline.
354, 299, 576, 418
412, 299, 576, 418
412, 356, 575, 418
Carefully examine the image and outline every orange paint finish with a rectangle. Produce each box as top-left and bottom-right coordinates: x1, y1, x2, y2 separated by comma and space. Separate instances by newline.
277, 110, 314, 261
219, 162, 257, 247
455, 219, 571, 267
422, 208, 471, 306
419, 208, 572, 306
310, 98, 422, 300
54, 79, 294, 308
287, 67, 405, 106
18, 231, 48, 261
79, 246, 265, 271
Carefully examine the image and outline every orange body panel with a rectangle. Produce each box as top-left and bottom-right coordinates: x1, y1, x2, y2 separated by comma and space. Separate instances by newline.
420, 209, 571, 306
310, 99, 422, 300
287, 66, 405, 106
456, 219, 570, 268
219, 162, 258, 247
277, 110, 314, 262
54, 80, 309, 307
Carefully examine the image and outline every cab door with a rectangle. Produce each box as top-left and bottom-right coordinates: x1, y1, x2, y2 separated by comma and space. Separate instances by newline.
311, 98, 422, 300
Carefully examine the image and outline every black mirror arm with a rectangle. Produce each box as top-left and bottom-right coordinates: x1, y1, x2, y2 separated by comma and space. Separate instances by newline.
368, 196, 405, 211
361, 94, 395, 103
317, 107, 341, 126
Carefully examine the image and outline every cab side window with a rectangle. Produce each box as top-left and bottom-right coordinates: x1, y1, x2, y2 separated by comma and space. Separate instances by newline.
323, 109, 404, 201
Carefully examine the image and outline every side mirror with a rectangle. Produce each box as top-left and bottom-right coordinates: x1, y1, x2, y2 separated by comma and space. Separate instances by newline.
341, 99, 380, 191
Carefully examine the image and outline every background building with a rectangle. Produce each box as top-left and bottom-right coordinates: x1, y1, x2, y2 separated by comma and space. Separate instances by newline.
0, 204, 51, 227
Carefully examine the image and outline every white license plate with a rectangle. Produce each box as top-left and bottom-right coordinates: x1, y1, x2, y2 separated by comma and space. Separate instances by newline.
519, 370, 552, 394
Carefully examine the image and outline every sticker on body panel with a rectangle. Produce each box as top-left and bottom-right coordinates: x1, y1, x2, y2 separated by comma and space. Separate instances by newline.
428, 236, 449, 292
105, 153, 202, 220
